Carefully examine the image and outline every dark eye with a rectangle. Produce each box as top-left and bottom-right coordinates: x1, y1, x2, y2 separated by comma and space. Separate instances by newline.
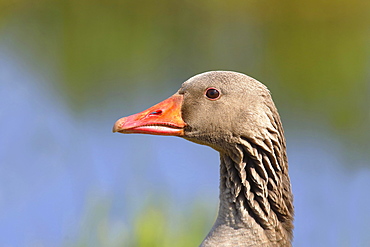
205, 88, 221, 100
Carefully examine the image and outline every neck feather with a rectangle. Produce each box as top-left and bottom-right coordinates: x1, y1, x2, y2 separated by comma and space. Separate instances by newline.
201, 132, 293, 247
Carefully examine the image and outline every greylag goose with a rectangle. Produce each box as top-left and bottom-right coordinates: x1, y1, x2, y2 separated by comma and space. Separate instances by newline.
113, 71, 294, 247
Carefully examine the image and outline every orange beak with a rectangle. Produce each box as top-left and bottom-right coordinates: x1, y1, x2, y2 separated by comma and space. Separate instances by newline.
113, 94, 186, 136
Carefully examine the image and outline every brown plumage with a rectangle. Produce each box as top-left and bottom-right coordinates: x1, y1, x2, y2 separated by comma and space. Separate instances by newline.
114, 71, 294, 246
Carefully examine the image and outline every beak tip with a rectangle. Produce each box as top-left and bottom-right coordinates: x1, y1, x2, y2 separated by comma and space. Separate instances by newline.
113, 119, 124, 133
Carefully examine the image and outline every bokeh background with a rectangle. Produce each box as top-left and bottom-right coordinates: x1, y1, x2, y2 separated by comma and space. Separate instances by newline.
1, 1, 370, 246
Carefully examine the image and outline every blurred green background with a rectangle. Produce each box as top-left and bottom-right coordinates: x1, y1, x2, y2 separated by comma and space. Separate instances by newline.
1, 0, 369, 246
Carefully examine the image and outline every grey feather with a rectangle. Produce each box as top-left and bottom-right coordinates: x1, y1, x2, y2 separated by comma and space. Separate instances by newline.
179, 71, 293, 247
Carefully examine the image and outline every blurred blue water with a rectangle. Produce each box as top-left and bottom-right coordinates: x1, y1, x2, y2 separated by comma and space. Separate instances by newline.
1, 48, 370, 247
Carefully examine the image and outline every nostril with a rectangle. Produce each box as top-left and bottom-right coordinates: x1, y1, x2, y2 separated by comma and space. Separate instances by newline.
149, 110, 162, 115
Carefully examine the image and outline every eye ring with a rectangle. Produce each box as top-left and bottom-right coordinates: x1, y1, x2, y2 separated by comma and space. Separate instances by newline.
204, 87, 221, 100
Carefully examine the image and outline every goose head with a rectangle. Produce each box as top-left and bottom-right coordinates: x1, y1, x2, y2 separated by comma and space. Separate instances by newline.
114, 71, 274, 152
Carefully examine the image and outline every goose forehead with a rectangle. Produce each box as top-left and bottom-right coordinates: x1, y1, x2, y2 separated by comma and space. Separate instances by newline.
185, 71, 245, 85
179, 71, 268, 93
